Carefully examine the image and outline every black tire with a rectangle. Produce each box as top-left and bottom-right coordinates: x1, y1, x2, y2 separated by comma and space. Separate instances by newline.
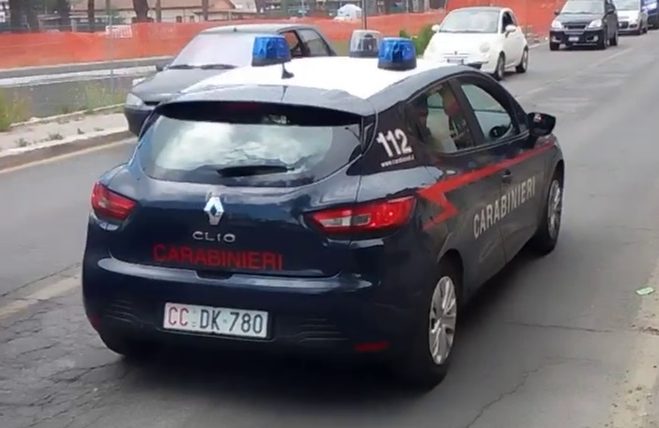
394, 259, 461, 390
610, 29, 619, 46
99, 330, 156, 360
492, 53, 505, 81
597, 29, 608, 49
529, 169, 564, 255
516, 48, 529, 73
549, 42, 560, 51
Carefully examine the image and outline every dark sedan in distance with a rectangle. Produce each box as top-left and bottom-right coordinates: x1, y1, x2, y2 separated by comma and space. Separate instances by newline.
124, 23, 337, 135
550, 0, 620, 50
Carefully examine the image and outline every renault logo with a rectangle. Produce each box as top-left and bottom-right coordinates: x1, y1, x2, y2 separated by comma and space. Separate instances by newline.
204, 195, 224, 226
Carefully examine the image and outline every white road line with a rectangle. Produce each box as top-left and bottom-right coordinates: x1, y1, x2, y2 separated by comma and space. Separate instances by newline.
607, 259, 659, 427
0, 66, 153, 88
0, 275, 80, 321
0, 138, 134, 176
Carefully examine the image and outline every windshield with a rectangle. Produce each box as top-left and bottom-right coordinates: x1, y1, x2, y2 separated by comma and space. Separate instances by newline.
561, 0, 605, 14
614, 0, 640, 9
138, 103, 362, 186
438, 9, 500, 33
169, 33, 256, 68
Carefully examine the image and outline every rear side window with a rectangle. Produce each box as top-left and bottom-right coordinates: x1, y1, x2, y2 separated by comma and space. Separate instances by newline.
138, 102, 362, 187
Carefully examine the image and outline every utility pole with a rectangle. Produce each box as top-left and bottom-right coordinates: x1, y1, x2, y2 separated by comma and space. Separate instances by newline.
155, 0, 162, 21
361, 0, 367, 29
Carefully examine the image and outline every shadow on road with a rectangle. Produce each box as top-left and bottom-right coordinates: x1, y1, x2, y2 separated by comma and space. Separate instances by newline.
110, 245, 547, 407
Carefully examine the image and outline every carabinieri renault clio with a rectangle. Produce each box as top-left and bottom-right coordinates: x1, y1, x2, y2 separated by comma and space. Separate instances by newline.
82, 32, 565, 389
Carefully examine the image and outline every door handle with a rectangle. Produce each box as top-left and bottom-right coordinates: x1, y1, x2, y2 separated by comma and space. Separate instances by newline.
501, 169, 513, 183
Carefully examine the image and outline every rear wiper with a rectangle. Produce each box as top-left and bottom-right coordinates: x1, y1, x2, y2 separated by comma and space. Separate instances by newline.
167, 64, 198, 69
199, 63, 237, 70
215, 164, 291, 177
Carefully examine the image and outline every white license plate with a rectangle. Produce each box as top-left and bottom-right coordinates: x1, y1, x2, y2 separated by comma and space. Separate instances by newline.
569, 36, 579, 41
163, 302, 268, 339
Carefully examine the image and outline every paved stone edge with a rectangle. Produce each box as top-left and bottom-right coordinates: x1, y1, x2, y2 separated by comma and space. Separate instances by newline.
0, 129, 132, 171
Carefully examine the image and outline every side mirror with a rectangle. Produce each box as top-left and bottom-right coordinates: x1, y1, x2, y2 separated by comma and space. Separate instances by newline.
505, 24, 517, 34
528, 112, 556, 137
431, 24, 440, 32
155, 62, 168, 72
554, 9, 560, 15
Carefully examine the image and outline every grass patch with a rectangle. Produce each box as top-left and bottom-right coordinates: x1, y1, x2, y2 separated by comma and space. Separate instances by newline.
0, 90, 29, 132
333, 40, 350, 56
82, 84, 125, 113
47, 132, 64, 141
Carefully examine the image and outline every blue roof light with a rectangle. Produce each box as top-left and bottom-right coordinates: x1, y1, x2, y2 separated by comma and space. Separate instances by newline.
349, 29, 382, 58
252, 35, 291, 67
378, 37, 416, 71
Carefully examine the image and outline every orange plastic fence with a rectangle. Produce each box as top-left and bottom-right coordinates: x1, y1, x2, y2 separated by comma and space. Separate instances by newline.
446, 0, 565, 35
0, 3, 563, 69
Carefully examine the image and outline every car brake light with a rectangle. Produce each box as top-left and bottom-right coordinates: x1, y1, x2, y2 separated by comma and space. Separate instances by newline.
91, 182, 136, 222
309, 196, 415, 234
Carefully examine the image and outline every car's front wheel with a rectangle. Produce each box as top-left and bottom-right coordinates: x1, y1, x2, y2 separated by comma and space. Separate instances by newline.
516, 48, 529, 73
610, 28, 619, 45
550, 42, 560, 51
395, 259, 460, 390
492, 53, 505, 81
597, 28, 608, 49
529, 169, 564, 255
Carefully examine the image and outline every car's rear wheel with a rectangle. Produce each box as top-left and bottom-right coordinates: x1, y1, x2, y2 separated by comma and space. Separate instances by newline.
516, 48, 529, 73
529, 169, 564, 255
549, 42, 560, 51
99, 330, 156, 360
395, 259, 460, 390
492, 53, 505, 81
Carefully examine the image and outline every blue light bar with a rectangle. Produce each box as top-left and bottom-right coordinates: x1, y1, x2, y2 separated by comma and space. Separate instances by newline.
349, 29, 382, 58
252, 35, 291, 67
378, 37, 416, 71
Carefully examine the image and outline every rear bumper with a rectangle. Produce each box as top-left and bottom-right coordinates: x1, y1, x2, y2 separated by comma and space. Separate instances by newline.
82, 256, 421, 357
550, 29, 605, 45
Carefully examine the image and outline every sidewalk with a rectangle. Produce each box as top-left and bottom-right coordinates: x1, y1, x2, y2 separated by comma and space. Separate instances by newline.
0, 111, 131, 170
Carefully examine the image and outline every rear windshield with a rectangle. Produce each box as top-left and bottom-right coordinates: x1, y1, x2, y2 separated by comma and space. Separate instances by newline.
137, 102, 363, 187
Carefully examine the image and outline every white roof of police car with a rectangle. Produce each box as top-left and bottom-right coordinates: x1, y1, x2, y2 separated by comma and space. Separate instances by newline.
184, 56, 457, 100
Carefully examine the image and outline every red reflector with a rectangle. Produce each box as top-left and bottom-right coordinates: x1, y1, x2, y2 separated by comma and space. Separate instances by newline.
354, 341, 390, 353
309, 196, 415, 234
86, 313, 101, 331
91, 182, 136, 222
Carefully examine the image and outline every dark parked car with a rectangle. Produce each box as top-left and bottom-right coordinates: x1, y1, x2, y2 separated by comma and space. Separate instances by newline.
84, 37, 564, 389
550, 0, 620, 50
124, 23, 337, 135
642, 0, 659, 28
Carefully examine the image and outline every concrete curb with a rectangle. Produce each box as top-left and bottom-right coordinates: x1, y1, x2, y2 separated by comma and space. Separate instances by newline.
0, 128, 132, 171
10, 104, 123, 130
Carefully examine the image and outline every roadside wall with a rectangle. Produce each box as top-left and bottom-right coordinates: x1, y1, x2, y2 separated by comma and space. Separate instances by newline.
0, 2, 564, 69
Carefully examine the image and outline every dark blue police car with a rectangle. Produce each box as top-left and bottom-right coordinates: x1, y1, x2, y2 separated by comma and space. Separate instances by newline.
82, 35, 565, 389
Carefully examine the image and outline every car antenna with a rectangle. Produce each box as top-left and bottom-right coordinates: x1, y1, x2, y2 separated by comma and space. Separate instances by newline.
281, 62, 294, 79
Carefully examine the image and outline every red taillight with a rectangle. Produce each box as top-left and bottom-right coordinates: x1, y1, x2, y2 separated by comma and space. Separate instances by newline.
309, 196, 415, 234
91, 182, 136, 222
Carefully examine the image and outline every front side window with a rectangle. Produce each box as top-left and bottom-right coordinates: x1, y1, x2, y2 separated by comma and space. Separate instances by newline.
502, 12, 515, 30
460, 84, 516, 144
138, 103, 362, 187
298, 29, 331, 56
407, 83, 476, 154
282, 31, 304, 57
438, 9, 500, 33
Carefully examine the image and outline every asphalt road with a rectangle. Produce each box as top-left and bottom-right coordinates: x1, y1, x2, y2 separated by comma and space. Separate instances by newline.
2, 34, 659, 428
